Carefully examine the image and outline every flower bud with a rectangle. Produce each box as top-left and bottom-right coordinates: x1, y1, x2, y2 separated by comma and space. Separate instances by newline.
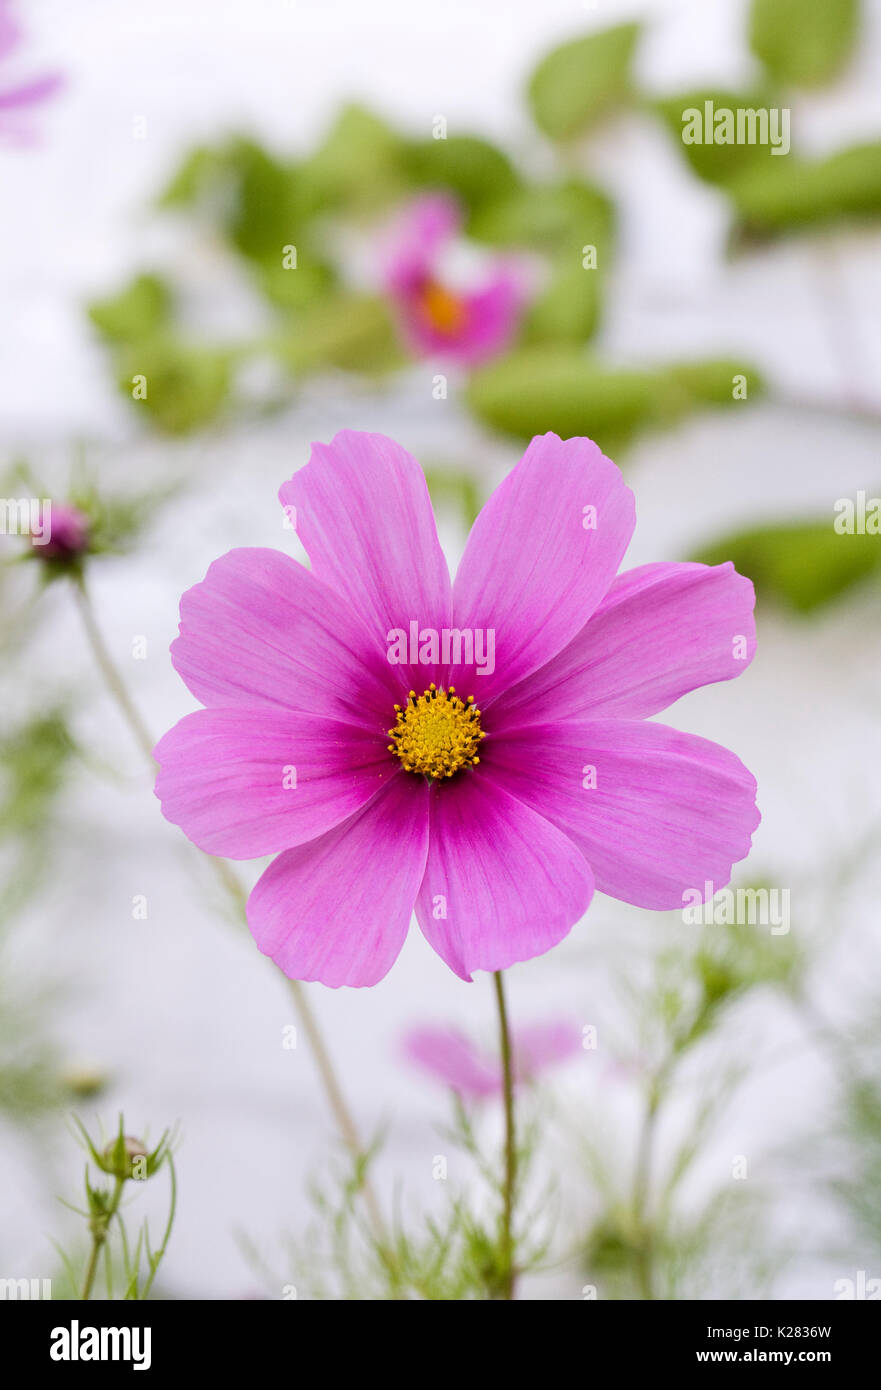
34, 502, 90, 561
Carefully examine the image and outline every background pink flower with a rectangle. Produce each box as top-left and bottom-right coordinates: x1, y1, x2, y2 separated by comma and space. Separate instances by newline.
0, 1, 63, 143
382, 193, 528, 366
34, 501, 90, 561
401, 1020, 583, 1099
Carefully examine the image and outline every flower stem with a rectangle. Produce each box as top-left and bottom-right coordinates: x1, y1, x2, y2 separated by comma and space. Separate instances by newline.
493, 969, 517, 1299
71, 576, 388, 1246
632, 1086, 660, 1300
81, 1175, 125, 1300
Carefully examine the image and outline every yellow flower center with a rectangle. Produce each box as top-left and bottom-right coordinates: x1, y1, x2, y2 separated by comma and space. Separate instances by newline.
388, 684, 485, 780
420, 280, 467, 335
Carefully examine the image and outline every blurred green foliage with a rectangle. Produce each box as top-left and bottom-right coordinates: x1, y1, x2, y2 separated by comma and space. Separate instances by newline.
579, 898, 801, 1299
729, 142, 881, 241
651, 89, 782, 185
749, 0, 859, 88
527, 23, 642, 140
693, 517, 881, 612
467, 349, 763, 453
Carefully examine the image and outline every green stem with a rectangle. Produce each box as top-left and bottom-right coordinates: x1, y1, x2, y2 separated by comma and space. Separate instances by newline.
493, 970, 517, 1299
72, 576, 389, 1247
632, 1085, 660, 1300
81, 1176, 125, 1300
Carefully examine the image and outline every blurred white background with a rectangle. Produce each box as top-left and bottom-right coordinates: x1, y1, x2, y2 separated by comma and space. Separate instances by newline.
1, 0, 880, 1298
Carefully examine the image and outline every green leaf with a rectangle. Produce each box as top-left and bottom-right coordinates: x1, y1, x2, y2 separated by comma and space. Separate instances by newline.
117, 340, 232, 435
88, 275, 172, 345
651, 90, 783, 185
524, 260, 603, 344
729, 141, 881, 239
466, 348, 762, 451
402, 135, 520, 214
303, 104, 406, 212
471, 180, 614, 256
527, 23, 642, 140
158, 138, 323, 265
254, 257, 337, 313
749, 0, 859, 87
274, 294, 404, 375
224, 140, 314, 262
691, 518, 881, 612
470, 181, 615, 343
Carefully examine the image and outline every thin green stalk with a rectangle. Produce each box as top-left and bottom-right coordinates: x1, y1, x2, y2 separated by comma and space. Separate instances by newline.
493, 970, 517, 1299
81, 1175, 124, 1300
632, 1085, 661, 1300
72, 576, 388, 1247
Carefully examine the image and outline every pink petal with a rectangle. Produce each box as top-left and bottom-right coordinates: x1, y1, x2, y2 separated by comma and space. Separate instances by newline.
382, 193, 461, 294
0, 72, 63, 110
0, 3, 20, 61
248, 774, 430, 988
514, 1021, 583, 1080
280, 431, 452, 693
450, 434, 635, 704
486, 719, 760, 910
171, 547, 399, 728
401, 1027, 501, 1098
154, 708, 393, 859
415, 770, 594, 981
493, 561, 757, 727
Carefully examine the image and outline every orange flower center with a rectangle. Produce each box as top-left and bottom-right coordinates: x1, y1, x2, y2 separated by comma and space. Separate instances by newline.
420, 280, 467, 335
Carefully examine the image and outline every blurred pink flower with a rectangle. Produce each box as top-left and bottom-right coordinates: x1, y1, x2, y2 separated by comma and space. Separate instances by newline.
0, 1, 63, 142
154, 428, 760, 989
402, 1021, 583, 1099
35, 501, 89, 561
382, 193, 527, 366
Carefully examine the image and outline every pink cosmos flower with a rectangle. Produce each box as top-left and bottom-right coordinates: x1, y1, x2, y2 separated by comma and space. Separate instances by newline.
0, 1, 63, 143
154, 430, 760, 988
402, 1021, 582, 1099
382, 193, 527, 366
33, 501, 90, 560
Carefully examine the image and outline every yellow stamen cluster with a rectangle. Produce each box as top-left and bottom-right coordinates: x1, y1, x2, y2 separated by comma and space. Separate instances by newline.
388, 684, 485, 780
420, 280, 467, 335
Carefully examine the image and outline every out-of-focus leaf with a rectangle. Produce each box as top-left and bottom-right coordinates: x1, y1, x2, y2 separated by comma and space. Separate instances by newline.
158, 137, 325, 265
223, 139, 314, 262
423, 468, 482, 529
749, 0, 859, 87
303, 104, 406, 211
117, 340, 232, 435
471, 180, 614, 256
729, 142, 881, 240
402, 135, 520, 215
664, 359, 763, 408
275, 294, 404, 375
691, 518, 881, 611
88, 275, 172, 345
466, 348, 762, 451
523, 261, 603, 343
471, 181, 615, 343
158, 145, 227, 208
651, 90, 784, 185
528, 23, 642, 140
0, 710, 77, 840
255, 257, 337, 313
